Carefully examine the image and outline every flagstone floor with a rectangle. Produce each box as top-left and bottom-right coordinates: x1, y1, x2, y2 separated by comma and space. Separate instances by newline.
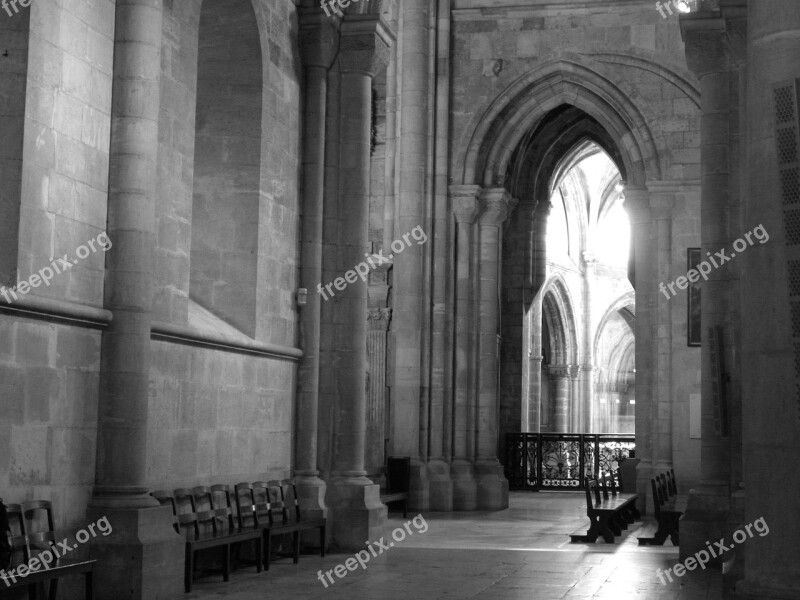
183, 491, 722, 600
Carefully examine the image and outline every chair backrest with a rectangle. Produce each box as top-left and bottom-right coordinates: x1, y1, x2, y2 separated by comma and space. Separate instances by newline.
252, 481, 277, 525
667, 469, 678, 495
279, 479, 305, 521
190, 486, 224, 535
22, 500, 55, 534
4, 503, 28, 568
173, 488, 200, 539
267, 480, 289, 523
209, 485, 236, 532
235, 483, 258, 529
151, 491, 180, 534
651, 477, 663, 516
386, 457, 411, 494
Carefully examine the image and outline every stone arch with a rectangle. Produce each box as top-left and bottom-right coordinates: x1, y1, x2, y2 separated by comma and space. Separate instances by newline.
541, 275, 578, 366
594, 291, 636, 358
458, 54, 667, 189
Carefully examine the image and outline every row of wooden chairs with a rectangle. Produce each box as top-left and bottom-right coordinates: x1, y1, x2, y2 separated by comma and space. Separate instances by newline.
2, 500, 95, 599
152, 479, 325, 593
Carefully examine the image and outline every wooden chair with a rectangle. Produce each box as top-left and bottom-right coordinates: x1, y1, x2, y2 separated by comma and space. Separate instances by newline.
253, 481, 300, 570
173, 487, 263, 593
275, 480, 326, 556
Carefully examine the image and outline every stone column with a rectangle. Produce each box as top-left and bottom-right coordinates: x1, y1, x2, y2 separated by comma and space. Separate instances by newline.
325, 15, 392, 550
474, 188, 513, 509
392, 0, 430, 510
525, 201, 550, 432
569, 365, 581, 433
86, 1, 184, 597
581, 365, 595, 433
449, 184, 480, 509
623, 187, 653, 513
681, 15, 734, 560
366, 308, 391, 475
581, 251, 598, 433
428, 0, 454, 513
738, 0, 800, 595
295, 8, 338, 534
649, 192, 674, 474
550, 366, 570, 432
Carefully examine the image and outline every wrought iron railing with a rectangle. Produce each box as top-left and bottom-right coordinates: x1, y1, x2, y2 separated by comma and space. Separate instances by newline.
504, 433, 635, 491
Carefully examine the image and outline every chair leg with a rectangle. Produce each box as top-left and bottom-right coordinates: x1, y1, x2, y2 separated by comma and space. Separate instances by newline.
48, 578, 59, 600
223, 544, 231, 582
86, 571, 94, 600
293, 532, 300, 564
265, 534, 272, 571
185, 546, 193, 593
319, 525, 326, 557
255, 537, 263, 574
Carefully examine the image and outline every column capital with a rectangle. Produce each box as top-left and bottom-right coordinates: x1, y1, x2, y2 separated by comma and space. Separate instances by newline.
450, 184, 482, 223
339, 16, 394, 78
367, 307, 392, 331
479, 187, 517, 226
681, 15, 728, 77
549, 364, 571, 378
622, 187, 651, 225
299, 11, 340, 69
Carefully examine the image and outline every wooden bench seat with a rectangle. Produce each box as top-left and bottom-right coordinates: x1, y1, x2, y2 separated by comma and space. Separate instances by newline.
638, 469, 686, 546
570, 473, 640, 544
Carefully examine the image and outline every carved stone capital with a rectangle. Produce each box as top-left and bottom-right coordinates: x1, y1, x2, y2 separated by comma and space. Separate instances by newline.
299, 12, 340, 69
682, 17, 728, 78
549, 364, 571, 378
450, 185, 482, 224
367, 307, 392, 331
339, 16, 394, 78
622, 187, 651, 226
479, 188, 517, 227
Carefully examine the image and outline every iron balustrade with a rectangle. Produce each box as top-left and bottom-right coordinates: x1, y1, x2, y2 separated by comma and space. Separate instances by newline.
504, 433, 635, 491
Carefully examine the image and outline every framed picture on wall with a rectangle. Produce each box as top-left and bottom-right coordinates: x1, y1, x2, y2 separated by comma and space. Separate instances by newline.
687, 248, 701, 346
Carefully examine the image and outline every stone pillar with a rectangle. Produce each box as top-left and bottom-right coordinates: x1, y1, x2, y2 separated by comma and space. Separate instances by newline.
366, 308, 391, 475
581, 365, 595, 433
624, 188, 653, 513
428, 0, 454, 513
569, 365, 581, 433
449, 184, 481, 509
737, 0, 800, 595
525, 202, 550, 432
295, 8, 338, 536
392, 0, 430, 510
474, 188, 512, 509
87, 1, 184, 597
325, 15, 392, 550
550, 366, 570, 432
581, 251, 598, 433
681, 14, 734, 561
649, 192, 674, 473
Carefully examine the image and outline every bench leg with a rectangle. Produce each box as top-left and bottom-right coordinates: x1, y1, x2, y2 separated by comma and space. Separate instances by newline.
584, 514, 615, 543
86, 571, 93, 600
185, 545, 193, 593
222, 544, 231, 582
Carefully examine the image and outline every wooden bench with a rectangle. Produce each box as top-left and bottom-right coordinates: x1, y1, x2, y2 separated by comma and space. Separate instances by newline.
380, 457, 410, 518
569, 475, 640, 543
1, 501, 95, 600
153, 487, 263, 593
638, 469, 687, 546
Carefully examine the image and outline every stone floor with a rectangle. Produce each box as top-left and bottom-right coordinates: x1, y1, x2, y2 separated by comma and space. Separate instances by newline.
184, 491, 722, 600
